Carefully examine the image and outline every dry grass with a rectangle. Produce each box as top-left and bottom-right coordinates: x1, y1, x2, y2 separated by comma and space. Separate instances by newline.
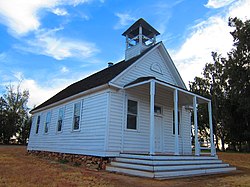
0, 146, 250, 187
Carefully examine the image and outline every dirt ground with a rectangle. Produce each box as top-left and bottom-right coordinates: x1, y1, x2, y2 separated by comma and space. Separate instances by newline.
0, 146, 250, 187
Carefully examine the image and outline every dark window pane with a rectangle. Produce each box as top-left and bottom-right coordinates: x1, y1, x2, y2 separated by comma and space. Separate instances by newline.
127, 114, 137, 129
36, 124, 39, 134
58, 108, 64, 132
36, 116, 40, 134
45, 124, 48, 133
73, 102, 80, 130
57, 120, 62, 132
173, 111, 180, 135
37, 116, 40, 124
74, 116, 80, 130
154, 106, 162, 114
74, 103, 81, 116
45, 112, 51, 133
128, 100, 137, 114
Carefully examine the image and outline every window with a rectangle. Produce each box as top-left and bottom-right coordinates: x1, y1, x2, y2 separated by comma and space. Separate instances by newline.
154, 106, 162, 115
57, 108, 64, 132
73, 102, 81, 130
35, 115, 40, 134
173, 110, 180, 135
127, 100, 138, 130
44, 112, 51, 134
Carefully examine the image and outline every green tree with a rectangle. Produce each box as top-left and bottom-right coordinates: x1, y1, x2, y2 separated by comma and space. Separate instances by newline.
0, 97, 7, 143
0, 84, 29, 144
189, 52, 227, 150
224, 17, 250, 151
17, 114, 32, 144
189, 17, 250, 152
189, 76, 210, 146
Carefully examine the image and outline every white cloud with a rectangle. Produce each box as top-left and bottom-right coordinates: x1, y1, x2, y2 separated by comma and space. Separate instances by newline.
153, 0, 184, 35
114, 13, 137, 30
205, 0, 236, 9
22, 78, 65, 108
16, 28, 99, 60
228, 0, 250, 21
0, 0, 92, 36
60, 66, 69, 73
52, 8, 69, 16
22, 71, 95, 108
172, 0, 250, 86
0, 71, 89, 108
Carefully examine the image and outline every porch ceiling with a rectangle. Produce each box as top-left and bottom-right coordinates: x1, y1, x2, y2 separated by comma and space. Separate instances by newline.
124, 77, 210, 106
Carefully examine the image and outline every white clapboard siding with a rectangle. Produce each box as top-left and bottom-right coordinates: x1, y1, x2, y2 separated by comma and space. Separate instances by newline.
107, 90, 124, 152
27, 91, 109, 156
112, 48, 177, 87
181, 107, 192, 154
125, 44, 148, 60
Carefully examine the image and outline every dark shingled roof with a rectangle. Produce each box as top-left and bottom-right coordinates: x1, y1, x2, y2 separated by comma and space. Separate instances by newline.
125, 76, 156, 87
122, 18, 160, 39
31, 43, 158, 112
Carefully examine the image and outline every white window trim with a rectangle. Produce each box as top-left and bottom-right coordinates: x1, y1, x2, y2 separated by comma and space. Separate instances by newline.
125, 97, 140, 132
72, 101, 82, 132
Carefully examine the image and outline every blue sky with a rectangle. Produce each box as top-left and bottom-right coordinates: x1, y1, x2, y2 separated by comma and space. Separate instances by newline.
0, 0, 249, 108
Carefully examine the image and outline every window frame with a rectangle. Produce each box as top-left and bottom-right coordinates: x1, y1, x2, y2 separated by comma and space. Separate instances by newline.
57, 107, 64, 133
126, 98, 139, 131
44, 111, 51, 134
35, 115, 40, 134
72, 101, 81, 131
172, 110, 181, 135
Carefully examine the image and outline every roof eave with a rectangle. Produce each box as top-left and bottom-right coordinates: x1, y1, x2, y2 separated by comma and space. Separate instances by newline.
30, 84, 110, 114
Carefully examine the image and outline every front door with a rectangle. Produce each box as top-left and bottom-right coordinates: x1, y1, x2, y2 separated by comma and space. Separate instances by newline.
154, 116, 163, 152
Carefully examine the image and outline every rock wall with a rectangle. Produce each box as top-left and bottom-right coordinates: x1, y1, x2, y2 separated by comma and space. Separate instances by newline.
27, 150, 110, 170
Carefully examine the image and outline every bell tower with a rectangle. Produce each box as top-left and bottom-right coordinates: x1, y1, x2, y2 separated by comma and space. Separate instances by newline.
122, 18, 160, 61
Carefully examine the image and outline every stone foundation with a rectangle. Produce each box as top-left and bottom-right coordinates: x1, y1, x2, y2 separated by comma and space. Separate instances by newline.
27, 150, 110, 170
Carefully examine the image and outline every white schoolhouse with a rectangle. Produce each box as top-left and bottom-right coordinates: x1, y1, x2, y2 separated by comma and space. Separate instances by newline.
28, 19, 235, 178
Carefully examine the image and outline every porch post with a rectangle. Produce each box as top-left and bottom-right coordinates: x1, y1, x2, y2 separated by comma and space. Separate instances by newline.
149, 80, 155, 155
139, 25, 143, 44
174, 89, 179, 155
193, 96, 199, 156
208, 101, 216, 156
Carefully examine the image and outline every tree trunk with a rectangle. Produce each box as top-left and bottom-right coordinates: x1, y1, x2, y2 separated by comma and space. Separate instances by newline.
221, 135, 225, 151
215, 134, 219, 150
239, 141, 242, 152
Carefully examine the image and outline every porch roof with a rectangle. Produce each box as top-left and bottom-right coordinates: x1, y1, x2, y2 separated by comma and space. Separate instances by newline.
124, 77, 210, 105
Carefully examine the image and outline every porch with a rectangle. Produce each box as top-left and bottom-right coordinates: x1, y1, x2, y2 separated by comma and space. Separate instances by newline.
123, 77, 216, 156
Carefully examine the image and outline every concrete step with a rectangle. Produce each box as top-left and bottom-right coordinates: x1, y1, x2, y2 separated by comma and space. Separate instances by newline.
106, 165, 236, 179
115, 157, 223, 165
155, 167, 237, 179
111, 161, 230, 171
119, 153, 218, 160
107, 154, 236, 179
106, 165, 154, 178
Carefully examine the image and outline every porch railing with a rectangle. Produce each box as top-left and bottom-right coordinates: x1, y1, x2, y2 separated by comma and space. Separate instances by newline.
196, 140, 216, 156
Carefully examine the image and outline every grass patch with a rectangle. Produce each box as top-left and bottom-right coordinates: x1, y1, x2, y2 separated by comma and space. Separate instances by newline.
58, 159, 69, 164
73, 162, 81, 167
0, 145, 250, 187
